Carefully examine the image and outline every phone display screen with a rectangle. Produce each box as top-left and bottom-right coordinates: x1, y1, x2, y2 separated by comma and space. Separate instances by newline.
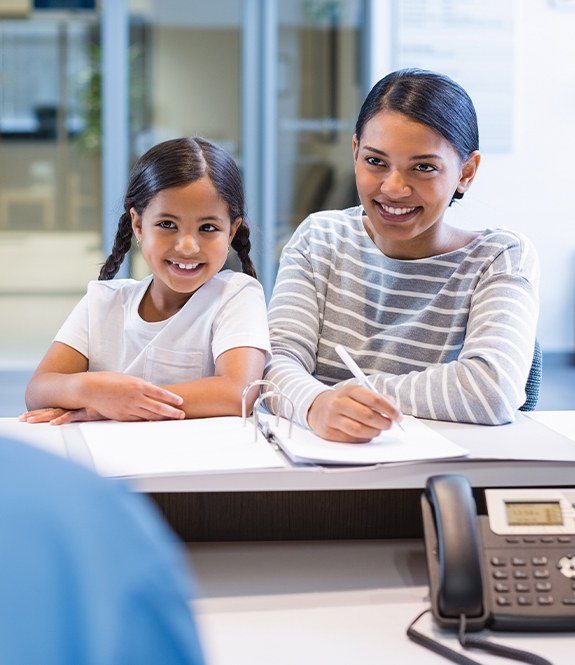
505, 501, 563, 526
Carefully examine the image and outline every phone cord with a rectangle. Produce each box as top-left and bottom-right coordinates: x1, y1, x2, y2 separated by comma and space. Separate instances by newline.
406, 609, 555, 665
458, 614, 554, 665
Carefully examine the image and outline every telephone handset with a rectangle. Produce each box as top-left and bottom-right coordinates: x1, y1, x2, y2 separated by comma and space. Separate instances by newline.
422, 474, 575, 632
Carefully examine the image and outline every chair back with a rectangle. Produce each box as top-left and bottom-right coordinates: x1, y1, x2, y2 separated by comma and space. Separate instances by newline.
519, 339, 542, 411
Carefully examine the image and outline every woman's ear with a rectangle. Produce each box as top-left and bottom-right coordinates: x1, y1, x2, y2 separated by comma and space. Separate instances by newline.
352, 134, 360, 163
229, 217, 242, 244
130, 207, 142, 242
457, 151, 481, 194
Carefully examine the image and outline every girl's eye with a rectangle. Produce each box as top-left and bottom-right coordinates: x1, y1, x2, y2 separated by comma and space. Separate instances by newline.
157, 220, 176, 229
365, 156, 386, 167
200, 223, 218, 232
415, 163, 437, 173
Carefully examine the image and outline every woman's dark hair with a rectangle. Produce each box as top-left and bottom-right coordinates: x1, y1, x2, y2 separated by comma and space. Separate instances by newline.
355, 68, 479, 201
99, 137, 256, 280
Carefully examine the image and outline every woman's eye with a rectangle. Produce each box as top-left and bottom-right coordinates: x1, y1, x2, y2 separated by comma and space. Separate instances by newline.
415, 163, 437, 173
157, 220, 176, 229
200, 223, 218, 233
366, 156, 385, 167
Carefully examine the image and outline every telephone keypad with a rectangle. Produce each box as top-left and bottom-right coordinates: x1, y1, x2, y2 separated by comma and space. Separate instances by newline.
485, 539, 575, 615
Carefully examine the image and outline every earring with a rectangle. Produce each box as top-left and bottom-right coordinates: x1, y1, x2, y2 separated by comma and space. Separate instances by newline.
136, 238, 141, 248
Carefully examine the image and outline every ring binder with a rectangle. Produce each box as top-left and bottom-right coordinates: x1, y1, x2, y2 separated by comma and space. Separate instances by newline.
241, 379, 294, 442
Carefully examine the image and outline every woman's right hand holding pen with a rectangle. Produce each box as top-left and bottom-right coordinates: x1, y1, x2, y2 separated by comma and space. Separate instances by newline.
306, 384, 402, 443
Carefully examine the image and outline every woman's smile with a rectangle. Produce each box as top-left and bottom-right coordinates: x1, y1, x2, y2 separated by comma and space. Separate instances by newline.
373, 200, 422, 223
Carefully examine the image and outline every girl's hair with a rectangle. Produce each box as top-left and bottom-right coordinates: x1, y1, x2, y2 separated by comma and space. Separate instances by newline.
355, 68, 479, 201
99, 137, 256, 280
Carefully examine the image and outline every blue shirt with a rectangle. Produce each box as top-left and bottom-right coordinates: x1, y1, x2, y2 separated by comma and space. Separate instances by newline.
0, 435, 205, 665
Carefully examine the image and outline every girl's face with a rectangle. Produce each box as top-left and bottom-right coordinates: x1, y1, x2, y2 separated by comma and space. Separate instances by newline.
131, 177, 240, 310
353, 110, 480, 258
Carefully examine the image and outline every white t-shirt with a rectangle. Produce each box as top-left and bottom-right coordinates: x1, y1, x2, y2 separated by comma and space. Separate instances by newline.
54, 270, 271, 386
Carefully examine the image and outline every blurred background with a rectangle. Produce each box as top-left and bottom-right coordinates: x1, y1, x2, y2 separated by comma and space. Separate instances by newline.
1, 0, 574, 412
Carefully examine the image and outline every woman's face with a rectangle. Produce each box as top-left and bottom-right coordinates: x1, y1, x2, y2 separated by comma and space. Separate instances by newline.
353, 110, 479, 258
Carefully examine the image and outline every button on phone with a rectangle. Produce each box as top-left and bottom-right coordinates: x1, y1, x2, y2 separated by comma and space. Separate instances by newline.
493, 570, 508, 579
513, 570, 528, 579
531, 556, 547, 566
540, 537, 554, 544
537, 595, 554, 605
533, 569, 550, 579
496, 596, 511, 606
562, 598, 575, 605
535, 582, 552, 592
517, 596, 533, 606
490, 556, 507, 566
511, 557, 526, 566
515, 583, 530, 593
558, 537, 572, 543
494, 582, 510, 593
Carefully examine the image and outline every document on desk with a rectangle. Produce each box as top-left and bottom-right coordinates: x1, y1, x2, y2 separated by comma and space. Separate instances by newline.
259, 414, 468, 465
76, 417, 287, 478
526, 411, 575, 443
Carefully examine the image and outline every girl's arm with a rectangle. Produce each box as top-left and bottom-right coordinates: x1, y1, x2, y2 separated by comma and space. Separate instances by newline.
24, 342, 185, 422
162, 346, 268, 418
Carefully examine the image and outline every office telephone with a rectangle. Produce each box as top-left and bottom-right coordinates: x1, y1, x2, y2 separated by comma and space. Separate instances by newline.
421, 474, 575, 632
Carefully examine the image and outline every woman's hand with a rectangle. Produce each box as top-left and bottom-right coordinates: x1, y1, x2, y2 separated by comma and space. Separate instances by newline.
81, 372, 186, 421
307, 385, 402, 443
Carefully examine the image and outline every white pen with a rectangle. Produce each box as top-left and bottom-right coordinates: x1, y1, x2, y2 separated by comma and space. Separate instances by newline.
335, 344, 405, 431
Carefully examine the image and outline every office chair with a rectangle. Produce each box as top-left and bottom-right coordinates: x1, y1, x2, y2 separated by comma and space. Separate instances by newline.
519, 339, 542, 412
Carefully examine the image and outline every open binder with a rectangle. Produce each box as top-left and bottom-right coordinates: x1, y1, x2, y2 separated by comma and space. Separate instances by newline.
70, 380, 467, 478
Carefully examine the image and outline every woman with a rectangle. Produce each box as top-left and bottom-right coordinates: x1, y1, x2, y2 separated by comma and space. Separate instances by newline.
265, 69, 539, 442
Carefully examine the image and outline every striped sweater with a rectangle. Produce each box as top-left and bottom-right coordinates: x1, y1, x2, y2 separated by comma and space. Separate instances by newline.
264, 206, 539, 427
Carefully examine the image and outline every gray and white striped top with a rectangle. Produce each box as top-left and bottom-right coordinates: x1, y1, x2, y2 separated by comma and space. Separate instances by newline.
264, 206, 539, 427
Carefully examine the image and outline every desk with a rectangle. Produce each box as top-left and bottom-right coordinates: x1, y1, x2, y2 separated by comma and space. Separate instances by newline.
187, 539, 573, 664
2, 413, 575, 541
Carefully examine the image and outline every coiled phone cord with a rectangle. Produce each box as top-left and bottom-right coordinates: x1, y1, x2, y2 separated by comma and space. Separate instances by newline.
407, 609, 554, 665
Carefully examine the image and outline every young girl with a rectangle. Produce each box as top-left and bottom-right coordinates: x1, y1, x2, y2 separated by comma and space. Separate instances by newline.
22, 137, 270, 425
265, 69, 539, 442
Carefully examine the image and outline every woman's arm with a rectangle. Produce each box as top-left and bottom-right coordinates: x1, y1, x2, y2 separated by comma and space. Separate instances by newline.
265, 220, 400, 440
362, 266, 539, 425
24, 342, 185, 422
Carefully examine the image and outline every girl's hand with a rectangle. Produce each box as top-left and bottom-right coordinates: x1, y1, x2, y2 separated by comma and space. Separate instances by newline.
306, 385, 402, 443
81, 372, 186, 422
20, 407, 69, 424
20, 406, 105, 425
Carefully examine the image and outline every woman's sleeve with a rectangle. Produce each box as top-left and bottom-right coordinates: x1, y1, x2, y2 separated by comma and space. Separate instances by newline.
264, 222, 332, 427
361, 240, 540, 425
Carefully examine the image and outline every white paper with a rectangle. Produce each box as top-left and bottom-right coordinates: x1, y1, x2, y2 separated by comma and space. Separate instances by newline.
78, 417, 287, 478
526, 411, 575, 443
0, 417, 68, 458
263, 415, 467, 465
